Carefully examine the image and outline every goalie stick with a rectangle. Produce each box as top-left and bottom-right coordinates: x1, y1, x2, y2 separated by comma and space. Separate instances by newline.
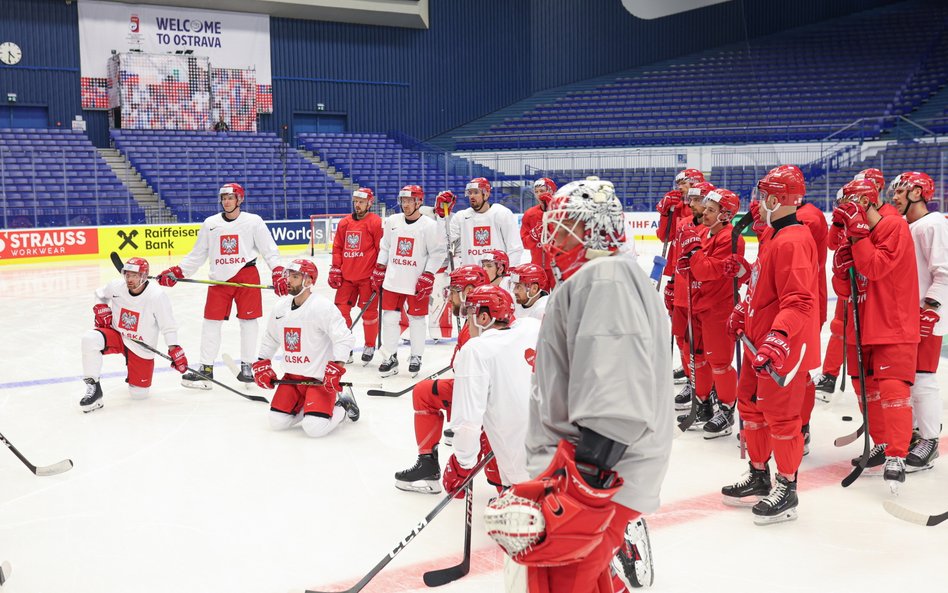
366, 365, 452, 398
220, 354, 379, 389
841, 268, 871, 488
0, 430, 73, 477
110, 252, 273, 290
423, 481, 473, 587
130, 340, 269, 404
882, 500, 948, 527
300, 452, 494, 593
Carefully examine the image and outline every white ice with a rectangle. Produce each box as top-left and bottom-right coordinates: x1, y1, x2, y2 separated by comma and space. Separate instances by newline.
1, 238, 946, 593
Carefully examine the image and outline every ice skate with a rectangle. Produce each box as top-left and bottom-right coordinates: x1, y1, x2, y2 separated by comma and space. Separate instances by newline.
336, 388, 360, 422
182, 364, 214, 390
611, 517, 653, 589
677, 397, 712, 431
814, 373, 836, 402
852, 443, 886, 476
79, 378, 103, 413
674, 383, 693, 411
236, 362, 254, 387
361, 346, 375, 365
883, 456, 906, 495
673, 366, 687, 385
394, 445, 442, 494
722, 462, 771, 507
905, 437, 938, 473
703, 402, 734, 440
752, 474, 798, 525
408, 355, 422, 378
379, 354, 398, 378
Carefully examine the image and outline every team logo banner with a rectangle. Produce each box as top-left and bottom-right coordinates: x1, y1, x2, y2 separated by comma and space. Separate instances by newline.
78, 0, 271, 112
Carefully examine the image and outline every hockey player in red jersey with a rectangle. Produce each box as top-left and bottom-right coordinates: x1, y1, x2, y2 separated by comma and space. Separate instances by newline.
328, 187, 383, 364
394, 264, 491, 494
889, 171, 946, 472
80, 257, 189, 412
858, 168, 899, 218
832, 178, 919, 491
677, 188, 745, 439
721, 165, 820, 525
485, 177, 672, 593
520, 178, 557, 289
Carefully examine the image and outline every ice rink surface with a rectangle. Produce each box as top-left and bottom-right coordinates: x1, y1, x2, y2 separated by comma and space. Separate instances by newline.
1, 237, 947, 593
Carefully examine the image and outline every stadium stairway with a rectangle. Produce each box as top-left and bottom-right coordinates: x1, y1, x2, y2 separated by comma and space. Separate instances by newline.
98, 148, 176, 224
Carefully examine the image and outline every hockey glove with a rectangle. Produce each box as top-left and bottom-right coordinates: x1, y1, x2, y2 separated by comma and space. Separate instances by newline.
749, 200, 768, 236
832, 201, 870, 240
723, 254, 750, 280
656, 191, 682, 216
327, 265, 343, 290
753, 331, 791, 375
828, 222, 846, 251
157, 266, 183, 287
528, 222, 543, 244
322, 361, 346, 393
832, 245, 855, 280
663, 281, 675, 313
727, 302, 746, 340
479, 431, 503, 491
370, 264, 386, 292
168, 345, 188, 374
251, 359, 277, 389
920, 308, 940, 339
93, 303, 113, 328
435, 191, 457, 218
415, 272, 436, 299
442, 454, 473, 499
271, 266, 289, 297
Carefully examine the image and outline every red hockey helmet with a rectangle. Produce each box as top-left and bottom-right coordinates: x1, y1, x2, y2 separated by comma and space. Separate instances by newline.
675, 168, 705, 186
447, 264, 491, 293
285, 258, 318, 284
467, 177, 492, 195
481, 249, 510, 277
352, 187, 375, 206
398, 184, 424, 203
756, 165, 805, 206
534, 177, 557, 196
463, 284, 515, 325
509, 263, 549, 292
840, 179, 880, 208
688, 181, 716, 200
704, 188, 740, 220
219, 182, 245, 200
888, 171, 935, 201
122, 256, 150, 278
854, 168, 885, 192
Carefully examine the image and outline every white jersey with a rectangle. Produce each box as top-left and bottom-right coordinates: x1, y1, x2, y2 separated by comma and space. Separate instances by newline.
452, 317, 541, 486
909, 212, 948, 336
497, 276, 516, 303
514, 293, 548, 321
179, 211, 282, 281
95, 279, 179, 360
377, 213, 446, 295
526, 253, 673, 512
259, 292, 354, 379
445, 203, 524, 266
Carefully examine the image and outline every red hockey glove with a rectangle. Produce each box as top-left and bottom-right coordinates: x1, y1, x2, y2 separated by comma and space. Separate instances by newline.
93, 303, 112, 328
676, 228, 702, 274
663, 281, 675, 313
749, 201, 768, 235
828, 223, 846, 251
370, 264, 386, 292
484, 440, 622, 567
157, 266, 183, 287
328, 265, 343, 290
920, 308, 940, 339
168, 345, 188, 374
479, 431, 503, 490
251, 359, 276, 389
442, 454, 473, 499
722, 254, 749, 279
528, 222, 543, 243
322, 361, 346, 393
832, 245, 855, 280
832, 201, 870, 240
271, 266, 288, 297
727, 302, 746, 340
656, 191, 682, 216
435, 191, 457, 218
415, 272, 436, 299
753, 331, 791, 375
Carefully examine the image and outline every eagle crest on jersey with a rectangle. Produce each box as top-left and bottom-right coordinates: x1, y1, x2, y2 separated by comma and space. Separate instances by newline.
474, 226, 491, 246
397, 237, 415, 257
119, 309, 139, 331
346, 231, 361, 250
284, 328, 302, 352
220, 235, 239, 255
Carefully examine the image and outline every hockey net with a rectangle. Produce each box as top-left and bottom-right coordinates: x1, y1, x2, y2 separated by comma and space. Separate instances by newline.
309, 214, 336, 255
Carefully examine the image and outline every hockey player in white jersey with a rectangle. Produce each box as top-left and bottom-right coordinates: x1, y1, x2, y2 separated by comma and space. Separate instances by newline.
442, 285, 540, 497
80, 257, 189, 412
481, 249, 517, 300
371, 185, 448, 377
251, 259, 358, 438
157, 183, 284, 389
436, 177, 524, 266
484, 177, 672, 593
508, 263, 550, 321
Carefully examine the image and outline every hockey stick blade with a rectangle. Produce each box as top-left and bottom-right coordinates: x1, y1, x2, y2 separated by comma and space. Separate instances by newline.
834, 425, 865, 447
367, 365, 452, 397
0, 431, 74, 477
423, 482, 473, 587
882, 500, 948, 527
676, 395, 697, 432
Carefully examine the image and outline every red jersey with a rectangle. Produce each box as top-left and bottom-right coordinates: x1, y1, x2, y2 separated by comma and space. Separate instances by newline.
832, 215, 920, 346
745, 221, 821, 373
656, 204, 693, 277
450, 323, 472, 367
796, 203, 829, 325
878, 203, 900, 218
688, 223, 745, 314
673, 216, 707, 308
520, 204, 553, 278
332, 213, 383, 282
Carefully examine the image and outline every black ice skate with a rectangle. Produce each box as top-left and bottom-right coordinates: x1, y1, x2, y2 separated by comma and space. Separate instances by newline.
611, 517, 653, 589
336, 388, 360, 422
181, 364, 214, 390
722, 462, 772, 507
703, 402, 734, 439
752, 474, 798, 525
673, 366, 687, 385
852, 443, 887, 476
677, 397, 713, 430
814, 373, 837, 402
883, 456, 906, 495
361, 346, 375, 365
394, 445, 442, 494
674, 383, 693, 411
236, 362, 254, 384
905, 437, 939, 473
346, 350, 354, 364
379, 354, 398, 378
802, 423, 811, 457
80, 378, 103, 413
408, 355, 422, 378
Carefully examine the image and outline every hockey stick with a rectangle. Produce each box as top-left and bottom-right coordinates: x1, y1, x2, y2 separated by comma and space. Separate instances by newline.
677, 270, 699, 432
652, 207, 674, 292
442, 205, 462, 335
834, 425, 865, 447
366, 365, 452, 397
0, 430, 73, 477
840, 300, 848, 392
841, 266, 872, 487
731, 213, 753, 459
423, 480, 473, 587
736, 333, 806, 387
882, 500, 948, 527
130, 340, 269, 404
110, 252, 273, 290
350, 291, 378, 327
301, 452, 494, 593
220, 354, 377, 389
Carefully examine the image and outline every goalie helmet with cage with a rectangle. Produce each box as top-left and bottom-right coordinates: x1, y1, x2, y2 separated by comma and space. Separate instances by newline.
283, 258, 318, 285
461, 284, 515, 329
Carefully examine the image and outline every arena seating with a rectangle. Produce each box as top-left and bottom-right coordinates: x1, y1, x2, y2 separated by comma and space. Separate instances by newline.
0, 128, 144, 228
111, 130, 352, 221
